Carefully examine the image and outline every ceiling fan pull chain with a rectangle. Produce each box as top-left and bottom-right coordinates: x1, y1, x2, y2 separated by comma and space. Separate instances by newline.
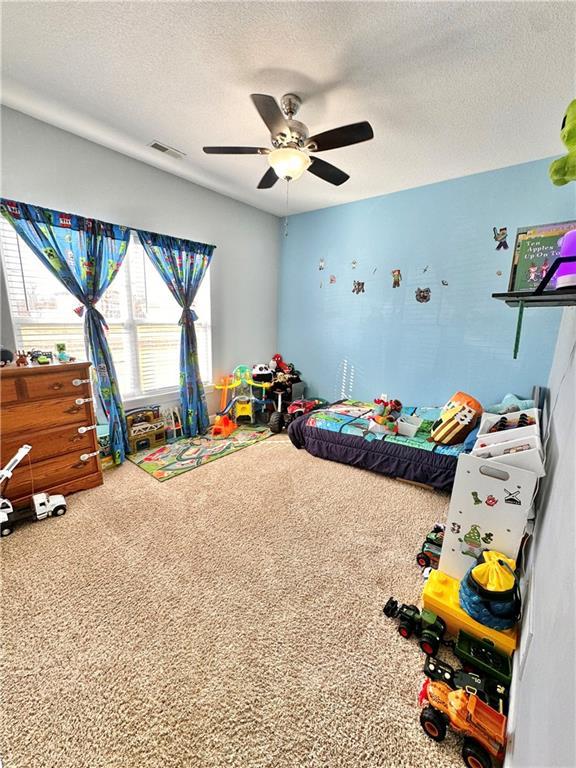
284, 180, 290, 238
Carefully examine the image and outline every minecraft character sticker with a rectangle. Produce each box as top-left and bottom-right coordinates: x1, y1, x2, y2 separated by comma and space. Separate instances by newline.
329, 275, 336, 284
391, 269, 402, 288
351, 259, 358, 270
415, 287, 431, 303
319, 258, 325, 271
485, 495, 498, 507
471, 491, 482, 506
493, 227, 509, 250
352, 280, 365, 294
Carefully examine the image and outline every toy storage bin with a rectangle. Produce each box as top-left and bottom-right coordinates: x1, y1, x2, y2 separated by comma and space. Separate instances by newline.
472, 435, 545, 477
438, 453, 538, 582
397, 414, 422, 437
477, 408, 540, 442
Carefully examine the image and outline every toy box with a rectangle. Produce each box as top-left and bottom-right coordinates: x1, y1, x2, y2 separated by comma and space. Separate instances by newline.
422, 569, 517, 656
438, 453, 538, 581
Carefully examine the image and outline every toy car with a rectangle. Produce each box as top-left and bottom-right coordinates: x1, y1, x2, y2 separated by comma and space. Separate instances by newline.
416, 523, 445, 569
269, 398, 327, 434
383, 596, 446, 656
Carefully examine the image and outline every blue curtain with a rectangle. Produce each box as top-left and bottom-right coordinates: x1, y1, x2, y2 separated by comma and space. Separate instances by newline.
0, 199, 130, 464
137, 230, 215, 437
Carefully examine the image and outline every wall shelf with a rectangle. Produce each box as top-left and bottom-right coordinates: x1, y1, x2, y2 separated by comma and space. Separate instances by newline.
492, 290, 576, 308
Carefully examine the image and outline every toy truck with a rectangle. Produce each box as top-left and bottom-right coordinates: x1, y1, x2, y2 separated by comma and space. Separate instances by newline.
455, 631, 512, 687
0, 445, 67, 537
424, 655, 508, 715
269, 398, 327, 434
416, 523, 445, 569
419, 670, 507, 768
383, 597, 447, 656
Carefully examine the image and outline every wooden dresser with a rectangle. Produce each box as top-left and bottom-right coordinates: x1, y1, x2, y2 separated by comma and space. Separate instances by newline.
0, 361, 103, 508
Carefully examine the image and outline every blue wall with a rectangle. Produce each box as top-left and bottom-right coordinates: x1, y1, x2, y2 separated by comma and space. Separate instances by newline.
278, 159, 575, 406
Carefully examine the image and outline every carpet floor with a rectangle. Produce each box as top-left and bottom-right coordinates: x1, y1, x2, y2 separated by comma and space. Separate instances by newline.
0, 436, 463, 768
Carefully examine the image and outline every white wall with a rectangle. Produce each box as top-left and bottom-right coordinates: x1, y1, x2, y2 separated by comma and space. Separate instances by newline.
0, 106, 280, 412
507, 307, 576, 768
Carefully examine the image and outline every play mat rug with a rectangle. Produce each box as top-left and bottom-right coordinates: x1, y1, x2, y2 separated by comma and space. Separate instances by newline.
128, 426, 272, 481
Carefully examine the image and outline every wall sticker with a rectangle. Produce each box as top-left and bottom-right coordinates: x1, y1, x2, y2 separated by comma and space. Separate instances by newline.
493, 226, 509, 250
352, 280, 365, 294
415, 287, 431, 303
391, 269, 402, 288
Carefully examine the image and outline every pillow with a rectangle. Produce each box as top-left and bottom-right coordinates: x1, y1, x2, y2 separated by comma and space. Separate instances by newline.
485, 393, 535, 415
430, 391, 483, 445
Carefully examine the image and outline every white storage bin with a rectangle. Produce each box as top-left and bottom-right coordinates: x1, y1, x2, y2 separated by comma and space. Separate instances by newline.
397, 414, 423, 437
439, 453, 538, 581
472, 435, 545, 477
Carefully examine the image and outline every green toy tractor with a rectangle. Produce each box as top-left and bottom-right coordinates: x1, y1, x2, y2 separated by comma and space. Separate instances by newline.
383, 597, 447, 657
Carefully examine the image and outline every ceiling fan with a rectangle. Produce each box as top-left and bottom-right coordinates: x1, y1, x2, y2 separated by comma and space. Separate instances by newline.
203, 93, 374, 189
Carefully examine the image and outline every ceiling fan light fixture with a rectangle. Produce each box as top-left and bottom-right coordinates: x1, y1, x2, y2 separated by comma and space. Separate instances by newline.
268, 147, 311, 181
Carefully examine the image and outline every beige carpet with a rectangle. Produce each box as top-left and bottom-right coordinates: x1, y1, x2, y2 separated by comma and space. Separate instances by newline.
0, 436, 463, 768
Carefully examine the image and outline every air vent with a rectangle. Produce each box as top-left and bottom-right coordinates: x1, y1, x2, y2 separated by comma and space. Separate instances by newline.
147, 141, 186, 160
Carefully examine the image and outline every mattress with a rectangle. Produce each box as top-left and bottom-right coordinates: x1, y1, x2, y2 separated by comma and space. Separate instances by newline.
287, 400, 467, 491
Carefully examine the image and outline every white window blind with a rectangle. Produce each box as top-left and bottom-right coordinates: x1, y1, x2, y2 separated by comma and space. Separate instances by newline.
0, 221, 212, 398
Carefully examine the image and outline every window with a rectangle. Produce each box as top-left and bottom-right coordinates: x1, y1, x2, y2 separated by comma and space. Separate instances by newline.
0, 221, 212, 398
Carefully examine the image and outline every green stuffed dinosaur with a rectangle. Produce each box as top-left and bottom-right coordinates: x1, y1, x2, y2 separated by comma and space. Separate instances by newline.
549, 99, 576, 185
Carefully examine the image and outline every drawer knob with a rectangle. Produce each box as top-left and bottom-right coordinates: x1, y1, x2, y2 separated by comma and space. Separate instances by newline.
72, 378, 90, 387
77, 424, 97, 434
50, 382, 64, 390
75, 397, 93, 406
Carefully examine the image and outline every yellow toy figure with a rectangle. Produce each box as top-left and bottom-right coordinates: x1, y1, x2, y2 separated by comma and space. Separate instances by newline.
549, 99, 576, 186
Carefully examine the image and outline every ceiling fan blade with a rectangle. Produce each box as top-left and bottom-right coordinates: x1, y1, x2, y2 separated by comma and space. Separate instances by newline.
203, 146, 269, 154
257, 167, 279, 189
307, 121, 374, 152
307, 157, 350, 186
250, 94, 288, 137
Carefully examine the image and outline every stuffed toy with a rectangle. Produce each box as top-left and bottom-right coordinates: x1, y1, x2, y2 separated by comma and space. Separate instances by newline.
484, 393, 535, 415
549, 99, 576, 186
270, 353, 290, 373
430, 391, 483, 445
368, 396, 402, 433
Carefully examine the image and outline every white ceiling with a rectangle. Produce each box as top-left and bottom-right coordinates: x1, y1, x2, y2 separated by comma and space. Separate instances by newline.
1, 1, 575, 216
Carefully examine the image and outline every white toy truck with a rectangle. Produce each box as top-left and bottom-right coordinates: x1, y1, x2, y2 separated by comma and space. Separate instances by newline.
0, 444, 67, 537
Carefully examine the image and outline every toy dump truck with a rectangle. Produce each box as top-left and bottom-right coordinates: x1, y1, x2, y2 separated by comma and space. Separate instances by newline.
419, 669, 507, 768
416, 523, 445, 569
383, 597, 446, 656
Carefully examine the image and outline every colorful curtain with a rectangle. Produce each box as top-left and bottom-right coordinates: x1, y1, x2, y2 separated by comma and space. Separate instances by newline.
0, 199, 130, 464
137, 230, 215, 437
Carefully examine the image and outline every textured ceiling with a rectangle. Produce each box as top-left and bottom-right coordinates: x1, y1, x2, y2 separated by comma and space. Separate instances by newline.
1, 1, 575, 216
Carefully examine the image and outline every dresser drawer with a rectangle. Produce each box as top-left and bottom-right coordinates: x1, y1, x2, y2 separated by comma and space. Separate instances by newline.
1, 422, 98, 465
1, 395, 94, 435
0, 377, 19, 405
23, 370, 91, 401
6, 449, 100, 500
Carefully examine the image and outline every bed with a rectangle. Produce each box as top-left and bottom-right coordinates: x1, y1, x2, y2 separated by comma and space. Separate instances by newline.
287, 400, 469, 491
